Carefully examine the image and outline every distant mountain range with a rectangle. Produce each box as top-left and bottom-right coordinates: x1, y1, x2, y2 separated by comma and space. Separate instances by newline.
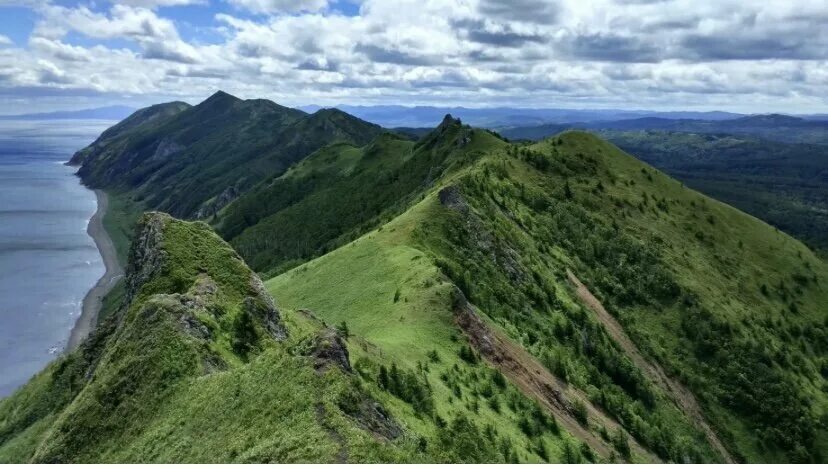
299, 104, 746, 128
300, 104, 828, 129
0, 105, 137, 121
3, 102, 826, 130
497, 113, 828, 145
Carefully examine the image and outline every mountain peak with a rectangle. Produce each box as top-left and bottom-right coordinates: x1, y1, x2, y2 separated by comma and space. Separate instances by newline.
201, 90, 242, 106
440, 113, 461, 127
310, 107, 350, 119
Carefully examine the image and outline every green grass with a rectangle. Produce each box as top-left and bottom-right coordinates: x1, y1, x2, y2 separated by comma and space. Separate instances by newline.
217, 119, 507, 276
433, 131, 827, 462
267, 200, 592, 463
0, 214, 415, 462
269, 128, 827, 462
101, 190, 144, 266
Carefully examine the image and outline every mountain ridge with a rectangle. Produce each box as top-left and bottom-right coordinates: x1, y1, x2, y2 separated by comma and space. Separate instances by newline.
70, 91, 383, 219
2, 94, 825, 463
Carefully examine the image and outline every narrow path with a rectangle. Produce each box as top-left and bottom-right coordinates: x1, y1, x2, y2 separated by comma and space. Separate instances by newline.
315, 403, 348, 463
66, 190, 124, 352
454, 298, 661, 463
566, 269, 735, 463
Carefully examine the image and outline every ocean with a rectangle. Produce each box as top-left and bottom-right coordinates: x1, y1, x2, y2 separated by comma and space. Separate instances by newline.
0, 120, 113, 397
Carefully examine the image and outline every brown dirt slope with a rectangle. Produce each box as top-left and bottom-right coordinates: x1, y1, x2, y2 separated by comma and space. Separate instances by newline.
453, 293, 662, 463
566, 269, 735, 463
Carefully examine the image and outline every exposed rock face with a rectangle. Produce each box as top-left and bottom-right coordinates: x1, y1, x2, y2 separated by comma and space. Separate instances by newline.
150, 138, 184, 162
123, 212, 286, 347
438, 186, 526, 282
438, 114, 462, 131
307, 329, 352, 373
438, 186, 469, 213
125, 212, 169, 303
195, 186, 240, 219
343, 398, 402, 441
244, 273, 286, 341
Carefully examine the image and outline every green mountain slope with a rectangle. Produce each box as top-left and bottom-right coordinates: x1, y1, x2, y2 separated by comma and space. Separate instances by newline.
215, 116, 500, 275
5, 102, 825, 463
0, 213, 414, 462
266, 131, 827, 463
71, 91, 383, 219
594, 130, 828, 255
500, 125, 828, 257
69, 101, 192, 168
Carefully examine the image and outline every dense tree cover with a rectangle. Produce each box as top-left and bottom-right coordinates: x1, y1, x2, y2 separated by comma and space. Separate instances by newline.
599, 131, 828, 255
416, 132, 827, 462
681, 305, 821, 461
377, 363, 434, 416
424, 176, 711, 462
218, 118, 505, 275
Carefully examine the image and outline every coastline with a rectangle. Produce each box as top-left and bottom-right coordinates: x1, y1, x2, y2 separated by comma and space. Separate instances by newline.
66, 189, 123, 352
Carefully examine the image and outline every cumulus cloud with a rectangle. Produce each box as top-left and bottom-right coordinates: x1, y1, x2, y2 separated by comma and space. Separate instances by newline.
33, 4, 203, 63
0, 35, 12, 46
111, 0, 207, 8
29, 37, 92, 62
477, 0, 560, 24
0, 0, 825, 113
228, 0, 330, 15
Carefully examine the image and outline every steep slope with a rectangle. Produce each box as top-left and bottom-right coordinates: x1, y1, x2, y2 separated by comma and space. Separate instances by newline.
71, 91, 383, 219
0, 214, 410, 462
267, 199, 658, 463
68, 101, 191, 167
267, 131, 827, 463
427, 132, 826, 462
595, 130, 828, 255
215, 115, 499, 275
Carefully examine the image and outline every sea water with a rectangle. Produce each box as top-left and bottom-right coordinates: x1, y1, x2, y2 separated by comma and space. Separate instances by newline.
0, 120, 113, 397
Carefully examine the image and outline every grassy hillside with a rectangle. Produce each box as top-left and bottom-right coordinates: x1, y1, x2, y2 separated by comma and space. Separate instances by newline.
0, 214, 413, 462
499, 126, 828, 257
6, 103, 825, 463
267, 200, 657, 463
595, 130, 828, 255
268, 131, 827, 462
445, 132, 827, 462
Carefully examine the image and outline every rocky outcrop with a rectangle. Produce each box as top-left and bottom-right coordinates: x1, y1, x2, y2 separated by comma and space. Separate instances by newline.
194, 186, 240, 219
438, 186, 469, 213
305, 328, 351, 373
123, 212, 286, 349
438, 186, 526, 282
342, 398, 402, 441
150, 138, 184, 162
125, 212, 169, 303
244, 274, 287, 341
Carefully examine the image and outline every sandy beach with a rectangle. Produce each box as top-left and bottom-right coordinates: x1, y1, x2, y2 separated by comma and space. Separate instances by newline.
66, 189, 123, 352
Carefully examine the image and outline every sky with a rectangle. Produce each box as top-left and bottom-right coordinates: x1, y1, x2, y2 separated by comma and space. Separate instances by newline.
0, 0, 826, 114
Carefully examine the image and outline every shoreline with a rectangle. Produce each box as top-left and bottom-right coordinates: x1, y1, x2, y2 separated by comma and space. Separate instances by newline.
66, 189, 123, 352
